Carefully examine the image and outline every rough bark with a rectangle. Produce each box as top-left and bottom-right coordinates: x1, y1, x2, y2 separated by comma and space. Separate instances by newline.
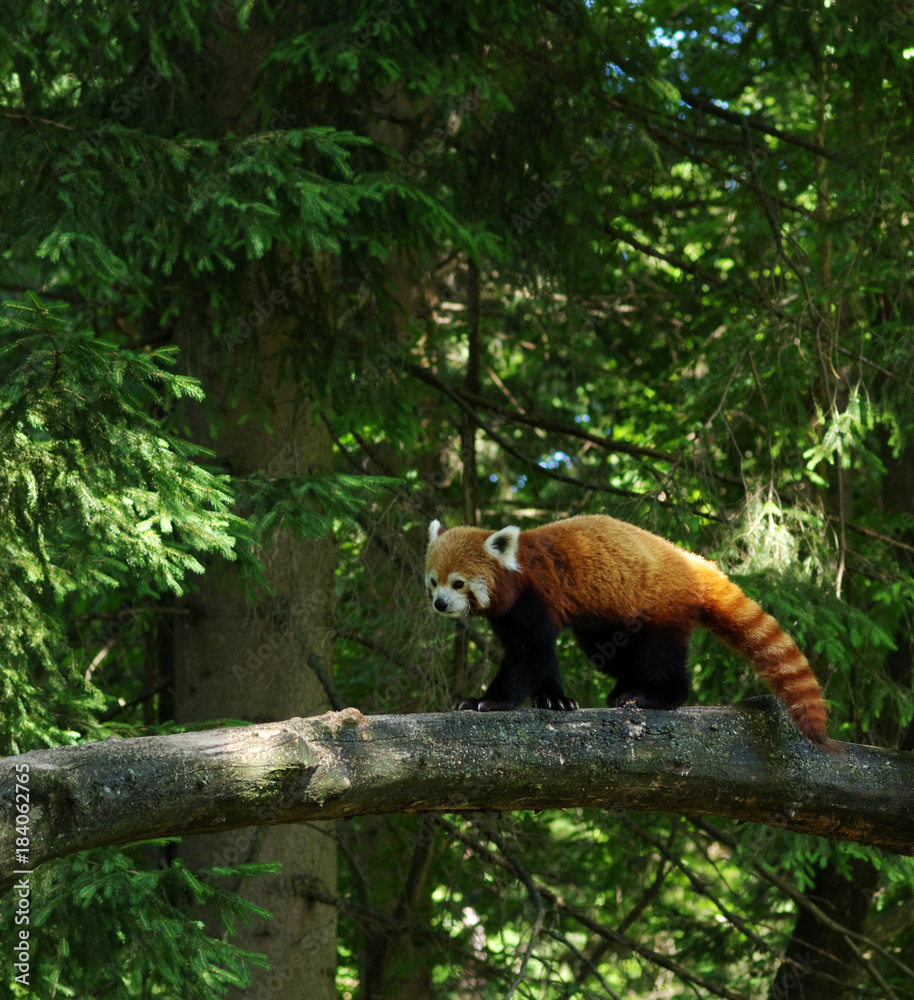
3, 698, 914, 895
769, 409, 914, 998
173, 319, 338, 1000
173, 19, 340, 985
767, 855, 879, 1000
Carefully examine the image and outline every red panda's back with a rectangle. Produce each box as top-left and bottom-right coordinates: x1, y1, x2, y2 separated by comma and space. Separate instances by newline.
519, 515, 709, 627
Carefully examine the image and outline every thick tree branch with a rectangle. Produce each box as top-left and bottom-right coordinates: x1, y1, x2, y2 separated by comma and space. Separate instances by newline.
2, 698, 913, 895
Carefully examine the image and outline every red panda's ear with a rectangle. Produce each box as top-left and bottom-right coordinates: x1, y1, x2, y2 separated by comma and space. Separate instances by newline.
484, 525, 521, 571
428, 519, 447, 547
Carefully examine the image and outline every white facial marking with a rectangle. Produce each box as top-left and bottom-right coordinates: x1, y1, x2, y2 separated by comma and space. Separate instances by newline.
426, 571, 489, 617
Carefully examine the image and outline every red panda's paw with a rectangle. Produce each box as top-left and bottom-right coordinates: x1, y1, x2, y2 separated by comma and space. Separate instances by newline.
532, 694, 579, 711
456, 697, 518, 711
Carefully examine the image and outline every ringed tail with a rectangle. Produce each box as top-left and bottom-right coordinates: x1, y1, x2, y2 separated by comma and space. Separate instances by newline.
698, 568, 835, 750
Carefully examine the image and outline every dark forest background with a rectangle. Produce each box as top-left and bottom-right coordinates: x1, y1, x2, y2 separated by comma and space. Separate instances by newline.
2, 2, 913, 997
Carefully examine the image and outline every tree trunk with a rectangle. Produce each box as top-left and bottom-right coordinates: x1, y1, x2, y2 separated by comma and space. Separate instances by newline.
768, 857, 878, 1000
771, 407, 914, 997
175, 317, 338, 1000
165, 8, 342, 993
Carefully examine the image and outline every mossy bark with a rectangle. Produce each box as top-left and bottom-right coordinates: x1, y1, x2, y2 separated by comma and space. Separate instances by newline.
4, 698, 914, 897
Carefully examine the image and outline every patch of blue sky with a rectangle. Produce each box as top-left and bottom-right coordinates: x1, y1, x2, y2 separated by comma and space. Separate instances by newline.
539, 450, 572, 470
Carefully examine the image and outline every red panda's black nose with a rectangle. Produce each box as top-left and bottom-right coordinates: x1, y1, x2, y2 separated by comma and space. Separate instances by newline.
434, 597, 449, 613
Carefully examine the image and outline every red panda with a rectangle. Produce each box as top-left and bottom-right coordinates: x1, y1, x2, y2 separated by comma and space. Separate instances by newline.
425, 515, 833, 749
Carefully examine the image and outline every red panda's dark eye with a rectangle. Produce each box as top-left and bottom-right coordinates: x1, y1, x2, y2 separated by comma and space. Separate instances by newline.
453, 580, 464, 590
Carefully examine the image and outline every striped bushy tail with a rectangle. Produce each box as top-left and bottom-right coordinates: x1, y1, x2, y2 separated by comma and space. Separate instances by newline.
698, 566, 835, 750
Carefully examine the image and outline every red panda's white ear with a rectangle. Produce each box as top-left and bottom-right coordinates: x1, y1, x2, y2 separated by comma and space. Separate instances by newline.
428, 519, 447, 547
484, 525, 521, 571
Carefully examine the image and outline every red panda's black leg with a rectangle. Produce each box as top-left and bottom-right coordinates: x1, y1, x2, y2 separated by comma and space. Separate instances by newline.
461, 639, 569, 711
456, 589, 576, 711
573, 622, 691, 711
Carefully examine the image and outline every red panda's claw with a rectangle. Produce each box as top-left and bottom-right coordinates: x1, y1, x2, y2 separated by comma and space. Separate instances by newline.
533, 695, 579, 711
455, 697, 515, 711
477, 699, 514, 711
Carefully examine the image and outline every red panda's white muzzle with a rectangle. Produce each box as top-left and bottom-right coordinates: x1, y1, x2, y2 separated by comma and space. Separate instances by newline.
425, 573, 490, 617
430, 585, 470, 617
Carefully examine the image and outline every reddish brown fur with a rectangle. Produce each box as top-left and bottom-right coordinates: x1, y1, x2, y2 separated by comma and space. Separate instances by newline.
426, 515, 833, 748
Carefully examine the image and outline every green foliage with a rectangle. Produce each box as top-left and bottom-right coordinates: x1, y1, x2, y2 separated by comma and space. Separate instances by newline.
4, 0, 914, 997
1, 298, 240, 589
322, 1, 914, 992
2, 845, 275, 999
0, 297, 249, 751
236, 471, 400, 544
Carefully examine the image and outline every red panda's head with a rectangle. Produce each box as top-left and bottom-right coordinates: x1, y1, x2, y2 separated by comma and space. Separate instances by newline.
425, 519, 521, 617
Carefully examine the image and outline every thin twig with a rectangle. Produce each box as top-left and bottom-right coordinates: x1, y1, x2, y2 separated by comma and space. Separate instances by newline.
677, 91, 836, 160
4, 111, 74, 130
437, 818, 752, 1000
689, 817, 914, 983
408, 363, 729, 522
